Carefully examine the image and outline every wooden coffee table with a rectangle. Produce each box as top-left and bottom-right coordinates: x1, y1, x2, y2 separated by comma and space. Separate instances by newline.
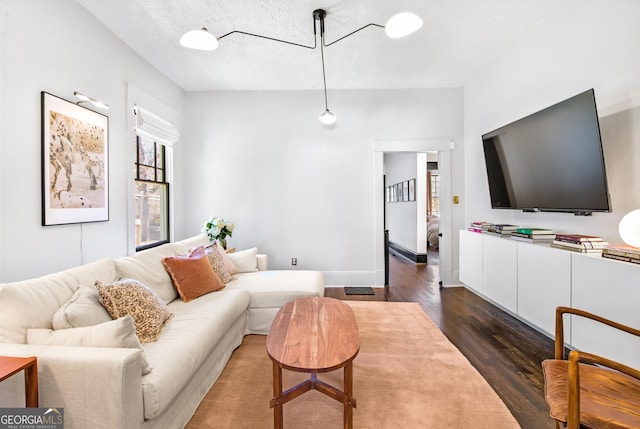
0, 356, 38, 407
266, 297, 360, 429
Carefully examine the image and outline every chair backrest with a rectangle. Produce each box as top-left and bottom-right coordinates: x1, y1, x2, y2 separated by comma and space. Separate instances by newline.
544, 306, 640, 429
552, 306, 640, 360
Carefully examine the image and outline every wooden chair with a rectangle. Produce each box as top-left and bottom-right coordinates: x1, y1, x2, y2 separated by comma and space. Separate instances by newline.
542, 306, 640, 429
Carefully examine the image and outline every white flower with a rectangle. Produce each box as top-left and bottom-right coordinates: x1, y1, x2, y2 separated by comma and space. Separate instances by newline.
202, 216, 234, 242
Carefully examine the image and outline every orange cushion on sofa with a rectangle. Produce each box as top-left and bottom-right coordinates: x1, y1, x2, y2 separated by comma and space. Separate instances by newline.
162, 246, 224, 302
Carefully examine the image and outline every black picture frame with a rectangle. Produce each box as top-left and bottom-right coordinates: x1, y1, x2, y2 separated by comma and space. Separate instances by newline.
409, 178, 416, 201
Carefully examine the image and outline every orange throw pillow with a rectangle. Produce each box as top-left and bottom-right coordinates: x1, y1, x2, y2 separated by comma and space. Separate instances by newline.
162, 246, 224, 302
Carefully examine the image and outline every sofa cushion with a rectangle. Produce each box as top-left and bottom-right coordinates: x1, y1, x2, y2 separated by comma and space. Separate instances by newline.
52, 285, 112, 329
227, 247, 259, 273
225, 270, 325, 308
27, 315, 152, 374
162, 246, 224, 302
205, 244, 233, 283
67, 258, 118, 289
169, 233, 211, 255
0, 258, 117, 343
114, 244, 178, 304
96, 279, 173, 343
141, 289, 251, 419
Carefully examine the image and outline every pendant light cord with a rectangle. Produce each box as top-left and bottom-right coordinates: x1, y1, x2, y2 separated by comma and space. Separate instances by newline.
320, 36, 329, 111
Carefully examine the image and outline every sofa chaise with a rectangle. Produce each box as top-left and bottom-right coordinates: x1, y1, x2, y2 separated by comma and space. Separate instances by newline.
0, 234, 325, 429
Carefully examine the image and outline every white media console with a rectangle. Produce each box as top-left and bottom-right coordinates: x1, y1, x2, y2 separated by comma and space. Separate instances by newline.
459, 229, 640, 369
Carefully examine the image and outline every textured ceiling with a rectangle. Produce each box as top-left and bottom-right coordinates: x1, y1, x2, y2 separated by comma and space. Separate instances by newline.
74, 0, 562, 91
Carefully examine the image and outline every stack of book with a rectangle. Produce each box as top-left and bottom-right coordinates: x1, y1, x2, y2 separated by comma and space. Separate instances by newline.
551, 234, 608, 253
468, 221, 491, 233
485, 224, 519, 237
510, 227, 556, 243
602, 244, 640, 263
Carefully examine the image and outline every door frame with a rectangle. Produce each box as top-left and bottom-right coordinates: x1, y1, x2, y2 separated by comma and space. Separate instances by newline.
373, 139, 454, 286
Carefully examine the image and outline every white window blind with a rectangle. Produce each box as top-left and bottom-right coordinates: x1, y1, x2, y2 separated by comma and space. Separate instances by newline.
133, 105, 180, 147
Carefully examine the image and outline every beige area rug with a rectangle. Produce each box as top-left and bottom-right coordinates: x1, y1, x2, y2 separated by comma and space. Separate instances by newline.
186, 301, 520, 428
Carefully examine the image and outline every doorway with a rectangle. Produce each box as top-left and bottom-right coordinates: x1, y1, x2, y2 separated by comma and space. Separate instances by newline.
373, 139, 453, 287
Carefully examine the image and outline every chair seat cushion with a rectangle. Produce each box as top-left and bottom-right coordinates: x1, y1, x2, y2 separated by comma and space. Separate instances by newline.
542, 359, 640, 429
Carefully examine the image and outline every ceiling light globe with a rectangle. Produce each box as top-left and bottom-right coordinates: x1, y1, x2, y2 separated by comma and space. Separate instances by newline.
385, 12, 423, 38
180, 28, 219, 51
619, 209, 640, 248
319, 109, 337, 125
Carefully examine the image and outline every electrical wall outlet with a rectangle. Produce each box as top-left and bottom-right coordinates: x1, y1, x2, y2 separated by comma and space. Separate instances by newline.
291, 258, 297, 266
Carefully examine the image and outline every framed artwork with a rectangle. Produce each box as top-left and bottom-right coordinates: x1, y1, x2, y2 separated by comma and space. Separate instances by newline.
403, 181, 409, 202
391, 185, 396, 202
386, 186, 390, 203
42, 92, 109, 225
409, 178, 416, 201
396, 183, 402, 202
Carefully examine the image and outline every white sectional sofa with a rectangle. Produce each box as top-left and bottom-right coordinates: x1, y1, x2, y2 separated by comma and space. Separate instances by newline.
0, 234, 324, 429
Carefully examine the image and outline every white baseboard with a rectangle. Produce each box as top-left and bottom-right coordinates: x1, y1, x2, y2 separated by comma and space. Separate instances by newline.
322, 270, 377, 287
324, 285, 384, 288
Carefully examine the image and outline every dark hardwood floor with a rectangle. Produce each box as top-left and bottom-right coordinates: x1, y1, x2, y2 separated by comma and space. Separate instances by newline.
324, 249, 555, 429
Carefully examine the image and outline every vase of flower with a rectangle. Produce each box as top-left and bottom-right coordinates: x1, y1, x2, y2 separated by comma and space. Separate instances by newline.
202, 217, 234, 250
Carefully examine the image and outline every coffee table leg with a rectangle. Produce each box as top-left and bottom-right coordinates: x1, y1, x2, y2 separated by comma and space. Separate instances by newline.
24, 360, 38, 408
272, 362, 283, 429
344, 361, 353, 429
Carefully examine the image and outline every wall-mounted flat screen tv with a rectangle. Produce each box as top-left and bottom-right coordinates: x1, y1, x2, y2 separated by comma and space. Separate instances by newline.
482, 89, 610, 215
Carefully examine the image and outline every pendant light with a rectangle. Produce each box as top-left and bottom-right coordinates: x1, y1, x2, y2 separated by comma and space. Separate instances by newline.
316, 10, 337, 125
180, 28, 219, 51
385, 12, 424, 38
180, 9, 422, 124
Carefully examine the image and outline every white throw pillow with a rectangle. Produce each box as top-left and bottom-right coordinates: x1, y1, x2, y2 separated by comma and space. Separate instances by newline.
52, 285, 112, 329
27, 316, 152, 374
227, 247, 259, 273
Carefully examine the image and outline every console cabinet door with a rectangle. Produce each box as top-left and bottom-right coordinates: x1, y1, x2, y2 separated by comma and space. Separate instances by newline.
459, 230, 483, 293
517, 243, 571, 337
571, 254, 640, 369
482, 235, 518, 313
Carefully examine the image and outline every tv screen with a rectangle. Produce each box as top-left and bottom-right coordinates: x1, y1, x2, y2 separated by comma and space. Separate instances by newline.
482, 89, 610, 215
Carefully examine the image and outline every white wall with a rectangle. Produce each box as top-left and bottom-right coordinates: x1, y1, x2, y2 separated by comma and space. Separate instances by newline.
464, 0, 640, 242
0, 2, 7, 281
0, 0, 183, 282
183, 88, 464, 285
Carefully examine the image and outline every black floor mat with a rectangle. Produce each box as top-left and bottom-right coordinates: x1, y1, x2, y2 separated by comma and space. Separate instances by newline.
344, 286, 375, 295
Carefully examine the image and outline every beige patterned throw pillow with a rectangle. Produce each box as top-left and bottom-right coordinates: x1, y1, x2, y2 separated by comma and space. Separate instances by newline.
215, 242, 238, 275
205, 244, 233, 283
95, 279, 173, 343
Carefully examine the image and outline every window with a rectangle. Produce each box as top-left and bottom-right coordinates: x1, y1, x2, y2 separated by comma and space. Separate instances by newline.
430, 173, 440, 217
132, 104, 179, 251
135, 136, 169, 250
